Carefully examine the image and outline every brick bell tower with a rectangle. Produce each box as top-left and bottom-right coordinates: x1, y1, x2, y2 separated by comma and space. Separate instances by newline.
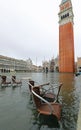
58, 0, 75, 73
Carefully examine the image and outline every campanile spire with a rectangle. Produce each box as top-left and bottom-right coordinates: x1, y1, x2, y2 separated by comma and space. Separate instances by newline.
58, 0, 75, 73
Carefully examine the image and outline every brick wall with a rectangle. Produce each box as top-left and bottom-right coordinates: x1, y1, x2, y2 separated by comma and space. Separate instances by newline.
59, 22, 75, 72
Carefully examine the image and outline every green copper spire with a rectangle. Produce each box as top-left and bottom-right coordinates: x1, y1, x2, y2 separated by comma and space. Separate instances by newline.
61, 0, 68, 4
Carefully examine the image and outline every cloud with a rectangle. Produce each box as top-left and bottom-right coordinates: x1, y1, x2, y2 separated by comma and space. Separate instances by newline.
0, 0, 81, 65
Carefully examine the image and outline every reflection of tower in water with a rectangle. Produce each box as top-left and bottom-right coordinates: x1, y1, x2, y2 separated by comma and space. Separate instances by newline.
59, 73, 74, 93
59, 73, 79, 129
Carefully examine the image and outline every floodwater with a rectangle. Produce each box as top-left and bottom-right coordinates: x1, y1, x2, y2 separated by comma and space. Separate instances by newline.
0, 72, 81, 130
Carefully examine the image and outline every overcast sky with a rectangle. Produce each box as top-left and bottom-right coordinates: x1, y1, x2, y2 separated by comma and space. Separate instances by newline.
0, 0, 81, 65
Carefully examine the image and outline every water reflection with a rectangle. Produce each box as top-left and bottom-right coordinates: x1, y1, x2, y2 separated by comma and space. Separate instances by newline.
30, 113, 60, 130
59, 73, 79, 130
30, 73, 79, 130
28, 95, 60, 130
0, 72, 80, 130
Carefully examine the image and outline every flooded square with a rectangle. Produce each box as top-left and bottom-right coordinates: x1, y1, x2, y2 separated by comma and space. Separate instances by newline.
0, 72, 81, 130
